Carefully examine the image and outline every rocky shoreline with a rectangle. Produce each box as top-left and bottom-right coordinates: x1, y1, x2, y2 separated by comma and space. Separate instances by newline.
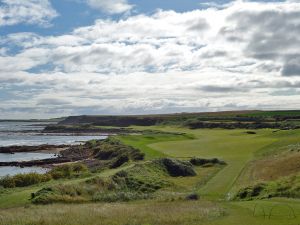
0, 144, 69, 154
0, 157, 71, 168
0, 143, 90, 168
0, 138, 145, 173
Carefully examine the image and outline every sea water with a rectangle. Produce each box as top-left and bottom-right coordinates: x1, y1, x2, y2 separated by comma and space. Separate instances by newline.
0, 121, 106, 176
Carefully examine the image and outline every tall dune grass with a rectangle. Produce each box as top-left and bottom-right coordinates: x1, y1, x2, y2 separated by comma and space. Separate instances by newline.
0, 201, 223, 225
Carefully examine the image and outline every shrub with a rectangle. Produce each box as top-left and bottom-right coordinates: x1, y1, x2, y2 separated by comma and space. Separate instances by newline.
190, 157, 226, 166
156, 158, 196, 177
0, 173, 51, 188
49, 163, 89, 179
109, 154, 129, 169
72, 163, 89, 173
0, 163, 90, 188
236, 183, 266, 200
0, 176, 17, 188
185, 193, 199, 201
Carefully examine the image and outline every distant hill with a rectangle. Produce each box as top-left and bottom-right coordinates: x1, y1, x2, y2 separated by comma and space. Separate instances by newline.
0, 118, 65, 123
57, 110, 300, 129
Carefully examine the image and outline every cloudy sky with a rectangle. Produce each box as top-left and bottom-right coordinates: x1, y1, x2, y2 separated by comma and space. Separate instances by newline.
1, 0, 300, 119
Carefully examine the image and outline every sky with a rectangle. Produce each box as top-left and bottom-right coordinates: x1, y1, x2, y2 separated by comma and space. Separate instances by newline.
0, 0, 300, 119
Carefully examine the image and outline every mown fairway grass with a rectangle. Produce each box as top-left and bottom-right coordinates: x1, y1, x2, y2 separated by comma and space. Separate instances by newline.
117, 132, 194, 159
121, 127, 277, 199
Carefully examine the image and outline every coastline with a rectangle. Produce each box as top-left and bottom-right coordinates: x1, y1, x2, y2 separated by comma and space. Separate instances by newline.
0, 144, 69, 154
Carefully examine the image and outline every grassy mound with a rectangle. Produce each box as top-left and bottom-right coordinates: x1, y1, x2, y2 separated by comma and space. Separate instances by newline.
236, 174, 300, 200
31, 158, 196, 204
57, 137, 145, 172
31, 186, 88, 204
83, 138, 145, 170
92, 138, 144, 161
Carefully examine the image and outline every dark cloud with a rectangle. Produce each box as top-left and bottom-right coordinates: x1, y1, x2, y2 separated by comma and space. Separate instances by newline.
282, 62, 300, 76
221, 4, 300, 76
201, 50, 227, 58
199, 85, 246, 93
36, 98, 71, 106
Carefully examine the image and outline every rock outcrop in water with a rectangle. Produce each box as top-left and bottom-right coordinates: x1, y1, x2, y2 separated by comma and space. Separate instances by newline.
0, 145, 68, 154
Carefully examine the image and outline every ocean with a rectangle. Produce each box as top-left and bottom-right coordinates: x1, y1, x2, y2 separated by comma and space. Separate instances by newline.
0, 121, 106, 146
0, 121, 106, 177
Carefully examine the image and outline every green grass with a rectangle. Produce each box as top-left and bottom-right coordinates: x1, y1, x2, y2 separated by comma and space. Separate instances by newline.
1, 126, 300, 224
0, 200, 225, 225
117, 132, 194, 159
120, 127, 300, 200
0, 164, 134, 208
0, 199, 300, 225
142, 128, 276, 199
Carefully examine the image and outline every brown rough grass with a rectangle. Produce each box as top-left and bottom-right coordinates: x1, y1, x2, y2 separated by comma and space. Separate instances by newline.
242, 151, 300, 184
0, 200, 224, 225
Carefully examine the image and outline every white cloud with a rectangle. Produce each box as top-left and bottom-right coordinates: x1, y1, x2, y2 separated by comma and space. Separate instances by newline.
1, 1, 300, 118
0, 0, 58, 27
86, 0, 133, 14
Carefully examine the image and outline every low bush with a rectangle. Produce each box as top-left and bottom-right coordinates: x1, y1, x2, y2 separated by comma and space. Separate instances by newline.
190, 158, 226, 167
236, 183, 266, 200
49, 163, 89, 179
0, 163, 89, 189
109, 154, 129, 169
155, 158, 196, 177
0, 173, 51, 188
185, 193, 199, 201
